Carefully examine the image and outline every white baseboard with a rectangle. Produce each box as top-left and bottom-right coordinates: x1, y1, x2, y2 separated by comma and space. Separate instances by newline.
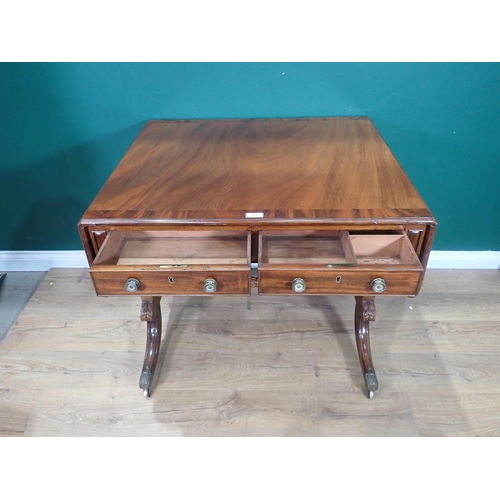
427, 251, 500, 269
0, 250, 499, 271
0, 251, 89, 271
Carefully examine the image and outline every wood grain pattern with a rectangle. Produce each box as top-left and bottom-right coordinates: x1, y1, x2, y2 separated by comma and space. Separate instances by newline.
258, 269, 422, 296
78, 118, 437, 311
80, 118, 434, 224
1, 268, 499, 436
91, 270, 250, 296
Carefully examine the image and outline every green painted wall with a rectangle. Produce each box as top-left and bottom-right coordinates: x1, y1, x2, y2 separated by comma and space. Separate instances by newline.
1, 62, 499, 251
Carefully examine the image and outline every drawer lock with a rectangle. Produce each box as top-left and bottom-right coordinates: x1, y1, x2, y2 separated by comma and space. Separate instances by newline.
371, 278, 386, 293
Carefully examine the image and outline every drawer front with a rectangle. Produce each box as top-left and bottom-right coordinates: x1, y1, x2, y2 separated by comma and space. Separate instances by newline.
258, 269, 422, 296
91, 270, 250, 296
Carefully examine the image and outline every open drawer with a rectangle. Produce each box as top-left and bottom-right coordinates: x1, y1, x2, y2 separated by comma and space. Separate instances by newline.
90, 230, 251, 296
258, 230, 423, 296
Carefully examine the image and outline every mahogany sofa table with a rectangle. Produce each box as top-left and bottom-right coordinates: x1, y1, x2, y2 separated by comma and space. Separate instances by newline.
78, 117, 437, 399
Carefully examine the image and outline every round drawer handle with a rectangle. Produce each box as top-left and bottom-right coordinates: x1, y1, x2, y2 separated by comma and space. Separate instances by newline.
292, 278, 306, 293
125, 278, 140, 293
371, 278, 386, 293
204, 278, 217, 293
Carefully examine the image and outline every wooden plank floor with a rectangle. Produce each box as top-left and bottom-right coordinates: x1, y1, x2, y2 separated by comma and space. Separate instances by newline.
0, 268, 499, 436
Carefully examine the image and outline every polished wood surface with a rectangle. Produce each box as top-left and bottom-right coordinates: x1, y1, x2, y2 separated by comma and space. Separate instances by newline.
78, 118, 437, 271
1, 269, 499, 436
139, 296, 162, 398
258, 268, 422, 296
91, 269, 250, 296
81, 117, 433, 224
354, 296, 378, 398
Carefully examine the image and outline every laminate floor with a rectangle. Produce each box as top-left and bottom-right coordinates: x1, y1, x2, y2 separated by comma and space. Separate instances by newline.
0, 272, 45, 345
0, 268, 499, 436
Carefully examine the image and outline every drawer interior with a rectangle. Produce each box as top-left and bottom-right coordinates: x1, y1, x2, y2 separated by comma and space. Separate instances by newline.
93, 230, 250, 267
349, 234, 420, 265
259, 230, 421, 268
92, 229, 420, 269
259, 230, 356, 266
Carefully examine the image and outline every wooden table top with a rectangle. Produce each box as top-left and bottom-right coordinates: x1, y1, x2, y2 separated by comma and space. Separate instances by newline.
81, 117, 435, 225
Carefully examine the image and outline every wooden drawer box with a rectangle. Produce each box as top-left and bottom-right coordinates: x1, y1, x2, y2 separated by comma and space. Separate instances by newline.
258, 230, 423, 296
90, 230, 251, 296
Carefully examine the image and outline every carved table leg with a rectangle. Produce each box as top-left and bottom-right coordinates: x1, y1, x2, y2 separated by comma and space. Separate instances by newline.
139, 296, 162, 398
354, 296, 378, 399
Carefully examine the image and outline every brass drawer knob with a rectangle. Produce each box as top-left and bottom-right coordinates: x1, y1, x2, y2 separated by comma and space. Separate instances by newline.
204, 278, 217, 293
125, 278, 140, 293
292, 278, 306, 293
371, 278, 386, 293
